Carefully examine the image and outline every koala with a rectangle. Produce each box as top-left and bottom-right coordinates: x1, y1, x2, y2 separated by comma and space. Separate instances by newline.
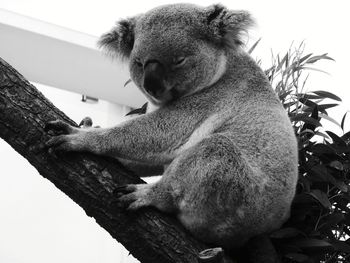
45, 3, 298, 250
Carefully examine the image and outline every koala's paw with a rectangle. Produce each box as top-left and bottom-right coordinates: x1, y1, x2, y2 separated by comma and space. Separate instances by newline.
45, 120, 79, 135
45, 120, 85, 153
113, 184, 152, 211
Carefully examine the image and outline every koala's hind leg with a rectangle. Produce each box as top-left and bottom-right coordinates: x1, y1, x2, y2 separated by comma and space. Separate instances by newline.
114, 132, 257, 231
160, 133, 263, 247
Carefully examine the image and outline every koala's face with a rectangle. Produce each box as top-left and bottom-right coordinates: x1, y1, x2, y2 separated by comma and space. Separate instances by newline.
99, 4, 253, 106
129, 19, 225, 105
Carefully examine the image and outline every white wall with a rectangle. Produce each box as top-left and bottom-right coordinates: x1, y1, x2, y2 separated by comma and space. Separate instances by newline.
1, 0, 349, 130
0, 1, 350, 263
0, 84, 139, 263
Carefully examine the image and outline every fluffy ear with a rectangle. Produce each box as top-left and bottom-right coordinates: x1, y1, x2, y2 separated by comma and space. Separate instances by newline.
97, 16, 138, 60
204, 4, 254, 48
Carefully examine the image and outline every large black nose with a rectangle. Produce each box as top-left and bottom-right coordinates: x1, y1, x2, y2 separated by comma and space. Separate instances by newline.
143, 60, 165, 97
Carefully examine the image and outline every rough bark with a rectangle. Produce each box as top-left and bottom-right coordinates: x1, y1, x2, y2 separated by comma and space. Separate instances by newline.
0, 57, 209, 263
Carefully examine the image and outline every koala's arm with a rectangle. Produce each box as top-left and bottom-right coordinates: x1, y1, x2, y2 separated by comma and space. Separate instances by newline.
117, 157, 164, 176
46, 106, 203, 165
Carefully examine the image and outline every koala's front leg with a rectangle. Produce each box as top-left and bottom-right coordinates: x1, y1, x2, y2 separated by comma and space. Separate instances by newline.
46, 107, 202, 164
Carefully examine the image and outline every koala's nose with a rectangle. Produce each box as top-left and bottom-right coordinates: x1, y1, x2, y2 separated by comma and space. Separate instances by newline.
143, 60, 165, 96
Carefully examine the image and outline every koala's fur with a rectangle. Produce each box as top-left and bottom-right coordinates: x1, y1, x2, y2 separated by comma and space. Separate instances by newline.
46, 3, 298, 249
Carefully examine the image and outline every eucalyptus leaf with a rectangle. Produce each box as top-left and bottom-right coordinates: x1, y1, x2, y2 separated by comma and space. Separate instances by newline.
247, 38, 261, 55
326, 131, 346, 146
291, 114, 322, 127
312, 91, 342, 102
317, 104, 338, 112
124, 78, 132, 87
341, 112, 348, 130
308, 190, 332, 209
292, 238, 333, 251
332, 241, 350, 253
284, 253, 309, 262
270, 228, 303, 239
306, 53, 334, 64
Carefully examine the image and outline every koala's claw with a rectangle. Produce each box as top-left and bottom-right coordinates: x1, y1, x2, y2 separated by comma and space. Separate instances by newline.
46, 134, 67, 147
45, 120, 76, 134
45, 120, 84, 153
198, 248, 225, 263
113, 185, 137, 197
45, 134, 77, 153
113, 184, 150, 210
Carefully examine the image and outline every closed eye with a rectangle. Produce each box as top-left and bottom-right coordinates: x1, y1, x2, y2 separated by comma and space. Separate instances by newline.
173, 57, 186, 66
135, 58, 143, 68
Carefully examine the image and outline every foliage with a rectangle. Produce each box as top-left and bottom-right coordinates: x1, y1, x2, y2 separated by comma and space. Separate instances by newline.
255, 43, 350, 263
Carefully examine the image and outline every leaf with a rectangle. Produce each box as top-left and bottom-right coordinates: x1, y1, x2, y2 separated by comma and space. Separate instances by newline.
320, 213, 345, 229
311, 144, 335, 154
300, 129, 315, 136
312, 91, 342, 102
298, 66, 331, 75
332, 241, 350, 253
326, 131, 346, 147
279, 90, 292, 101
247, 38, 261, 54
329, 160, 344, 171
283, 101, 298, 110
299, 176, 311, 192
291, 114, 322, 127
293, 238, 333, 250
124, 78, 132, 87
341, 131, 350, 144
317, 103, 338, 112
270, 228, 303, 239
310, 165, 329, 182
284, 253, 309, 262
306, 53, 335, 64
298, 53, 313, 64
293, 193, 314, 204
300, 94, 323, 100
308, 190, 331, 209
341, 112, 348, 130
277, 53, 288, 71
125, 102, 148, 116
327, 175, 348, 192
298, 97, 318, 109
309, 164, 347, 192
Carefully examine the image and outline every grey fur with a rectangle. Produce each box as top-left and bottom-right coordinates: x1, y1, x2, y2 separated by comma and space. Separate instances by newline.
46, 3, 298, 249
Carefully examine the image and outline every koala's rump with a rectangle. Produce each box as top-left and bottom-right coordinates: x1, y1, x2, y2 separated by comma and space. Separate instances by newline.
165, 133, 293, 248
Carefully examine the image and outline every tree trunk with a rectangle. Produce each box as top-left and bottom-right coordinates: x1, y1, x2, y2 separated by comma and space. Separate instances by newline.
0, 57, 208, 263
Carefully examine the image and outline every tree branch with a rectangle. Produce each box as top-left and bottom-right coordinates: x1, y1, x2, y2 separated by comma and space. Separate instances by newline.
0, 57, 208, 263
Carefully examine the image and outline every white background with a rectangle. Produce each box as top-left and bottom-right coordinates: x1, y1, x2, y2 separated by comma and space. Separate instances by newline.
0, 0, 350, 262
2, 0, 349, 128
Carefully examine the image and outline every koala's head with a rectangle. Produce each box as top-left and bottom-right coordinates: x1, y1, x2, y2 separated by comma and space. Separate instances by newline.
98, 4, 253, 106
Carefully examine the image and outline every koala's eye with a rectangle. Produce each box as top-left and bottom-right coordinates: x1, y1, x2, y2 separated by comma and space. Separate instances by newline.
135, 59, 143, 68
173, 57, 186, 66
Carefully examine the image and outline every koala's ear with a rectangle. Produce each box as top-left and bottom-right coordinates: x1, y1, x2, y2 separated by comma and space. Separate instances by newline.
204, 4, 254, 47
97, 16, 138, 60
